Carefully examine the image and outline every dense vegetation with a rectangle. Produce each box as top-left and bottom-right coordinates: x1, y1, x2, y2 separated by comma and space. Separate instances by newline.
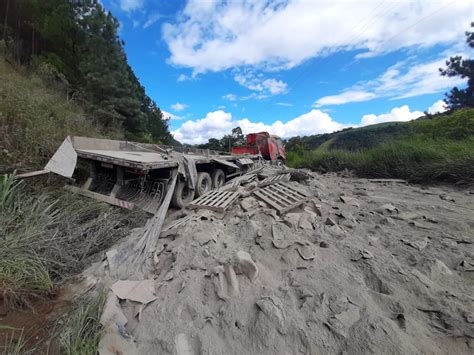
0, 0, 173, 147
287, 109, 474, 183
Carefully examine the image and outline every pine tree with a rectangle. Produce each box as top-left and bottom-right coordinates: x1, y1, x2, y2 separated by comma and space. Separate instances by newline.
440, 23, 474, 109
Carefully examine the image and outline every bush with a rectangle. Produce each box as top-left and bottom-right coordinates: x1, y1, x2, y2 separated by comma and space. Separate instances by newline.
289, 137, 474, 184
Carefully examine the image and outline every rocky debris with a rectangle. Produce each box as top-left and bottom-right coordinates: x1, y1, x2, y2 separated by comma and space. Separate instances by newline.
319, 241, 330, 248
84, 169, 474, 355
111, 280, 157, 304
439, 193, 455, 202
378, 203, 398, 213
401, 238, 428, 250
325, 217, 337, 226
236, 251, 258, 282
256, 296, 287, 335
296, 245, 316, 260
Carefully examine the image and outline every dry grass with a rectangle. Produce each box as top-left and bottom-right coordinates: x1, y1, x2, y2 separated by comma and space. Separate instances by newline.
0, 56, 122, 171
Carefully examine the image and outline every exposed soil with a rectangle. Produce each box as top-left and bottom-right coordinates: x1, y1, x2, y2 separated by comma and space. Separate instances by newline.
0, 289, 70, 353
83, 171, 474, 354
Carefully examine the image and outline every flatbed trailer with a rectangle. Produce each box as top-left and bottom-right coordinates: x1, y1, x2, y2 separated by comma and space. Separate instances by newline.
43, 136, 263, 213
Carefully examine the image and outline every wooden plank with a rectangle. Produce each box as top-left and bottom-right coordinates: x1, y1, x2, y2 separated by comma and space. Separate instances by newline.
162, 213, 197, 232
134, 168, 179, 260
16, 170, 49, 179
64, 185, 135, 209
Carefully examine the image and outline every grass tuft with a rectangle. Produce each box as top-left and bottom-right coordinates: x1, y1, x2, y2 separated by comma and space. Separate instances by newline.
0, 173, 146, 308
59, 292, 106, 355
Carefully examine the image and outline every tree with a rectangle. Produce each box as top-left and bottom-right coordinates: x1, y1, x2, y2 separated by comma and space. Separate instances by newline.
231, 126, 246, 146
440, 23, 474, 109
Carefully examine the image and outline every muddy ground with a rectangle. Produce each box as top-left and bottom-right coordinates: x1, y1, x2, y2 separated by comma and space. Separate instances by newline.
80, 171, 473, 355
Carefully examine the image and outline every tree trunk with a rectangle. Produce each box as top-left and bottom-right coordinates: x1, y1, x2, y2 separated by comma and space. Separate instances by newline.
3, 0, 10, 41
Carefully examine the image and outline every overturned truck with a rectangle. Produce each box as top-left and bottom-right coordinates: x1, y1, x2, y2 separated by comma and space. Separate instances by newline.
42, 136, 264, 213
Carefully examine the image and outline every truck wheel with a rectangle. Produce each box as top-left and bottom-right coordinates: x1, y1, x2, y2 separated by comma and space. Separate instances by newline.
211, 169, 225, 189
171, 179, 195, 208
276, 158, 284, 167
196, 172, 212, 197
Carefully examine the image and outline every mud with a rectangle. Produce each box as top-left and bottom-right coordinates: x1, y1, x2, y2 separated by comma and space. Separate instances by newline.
86, 172, 473, 354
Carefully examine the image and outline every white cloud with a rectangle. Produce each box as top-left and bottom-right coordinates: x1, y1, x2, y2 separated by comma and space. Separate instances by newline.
427, 99, 448, 114
144, 13, 162, 29
222, 94, 237, 101
132, 20, 140, 28
360, 105, 424, 126
315, 56, 467, 106
172, 100, 444, 143
263, 78, 287, 95
172, 111, 234, 144
162, 110, 183, 121
177, 74, 190, 82
315, 90, 377, 107
172, 109, 345, 144
162, 0, 471, 73
171, 102, 188, 112
118, 0, 144, 12
276, 102, 293, 107
233, 71, 287, 97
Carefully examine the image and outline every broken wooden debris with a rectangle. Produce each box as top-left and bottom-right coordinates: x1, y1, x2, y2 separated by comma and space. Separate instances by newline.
190, 189, 239, 212
258, 173, 291, 187
65, 185, 135, 209
253, 182, 311, 215
223, 172, 258, 190
162, 213, 197, 232
15, 169, 50, 179
133, 168, 179, 263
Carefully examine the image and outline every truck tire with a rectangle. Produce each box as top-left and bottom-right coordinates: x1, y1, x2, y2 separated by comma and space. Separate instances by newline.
211, 169, 225, 189
196, 172, 212, 197
171, 179, 195, 209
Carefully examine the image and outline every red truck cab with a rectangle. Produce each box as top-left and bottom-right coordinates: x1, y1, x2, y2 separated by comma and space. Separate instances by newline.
232, 132, 286, 162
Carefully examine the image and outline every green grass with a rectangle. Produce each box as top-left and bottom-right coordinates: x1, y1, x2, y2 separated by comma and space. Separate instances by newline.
287, 109, 474, 184
59, 292, 106, 355
0, 174, 146, 308
0, 326, 36, 355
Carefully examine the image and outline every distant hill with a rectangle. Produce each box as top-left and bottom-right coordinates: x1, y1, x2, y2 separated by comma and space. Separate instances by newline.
285, 112, 472, 153
287, 109, 474, 184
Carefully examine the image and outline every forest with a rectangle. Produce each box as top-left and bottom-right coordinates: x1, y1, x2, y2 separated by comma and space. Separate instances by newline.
0, 0, 173, 144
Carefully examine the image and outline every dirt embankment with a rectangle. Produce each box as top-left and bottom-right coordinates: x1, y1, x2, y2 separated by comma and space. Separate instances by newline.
84, 172, 474, 354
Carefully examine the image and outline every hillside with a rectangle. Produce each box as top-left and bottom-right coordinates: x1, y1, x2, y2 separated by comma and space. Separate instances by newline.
0, 0, 173, 161
0, 56, 112, 171
287, 109, 474, 184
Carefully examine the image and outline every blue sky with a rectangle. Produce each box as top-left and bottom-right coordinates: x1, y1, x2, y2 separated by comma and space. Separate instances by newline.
102, 0, 472, 144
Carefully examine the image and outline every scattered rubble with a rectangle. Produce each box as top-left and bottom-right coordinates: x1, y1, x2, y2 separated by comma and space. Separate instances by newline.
80, 168, 474, 355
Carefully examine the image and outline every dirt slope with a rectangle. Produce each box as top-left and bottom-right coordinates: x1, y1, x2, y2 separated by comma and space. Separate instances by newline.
88, 172, 474, 354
